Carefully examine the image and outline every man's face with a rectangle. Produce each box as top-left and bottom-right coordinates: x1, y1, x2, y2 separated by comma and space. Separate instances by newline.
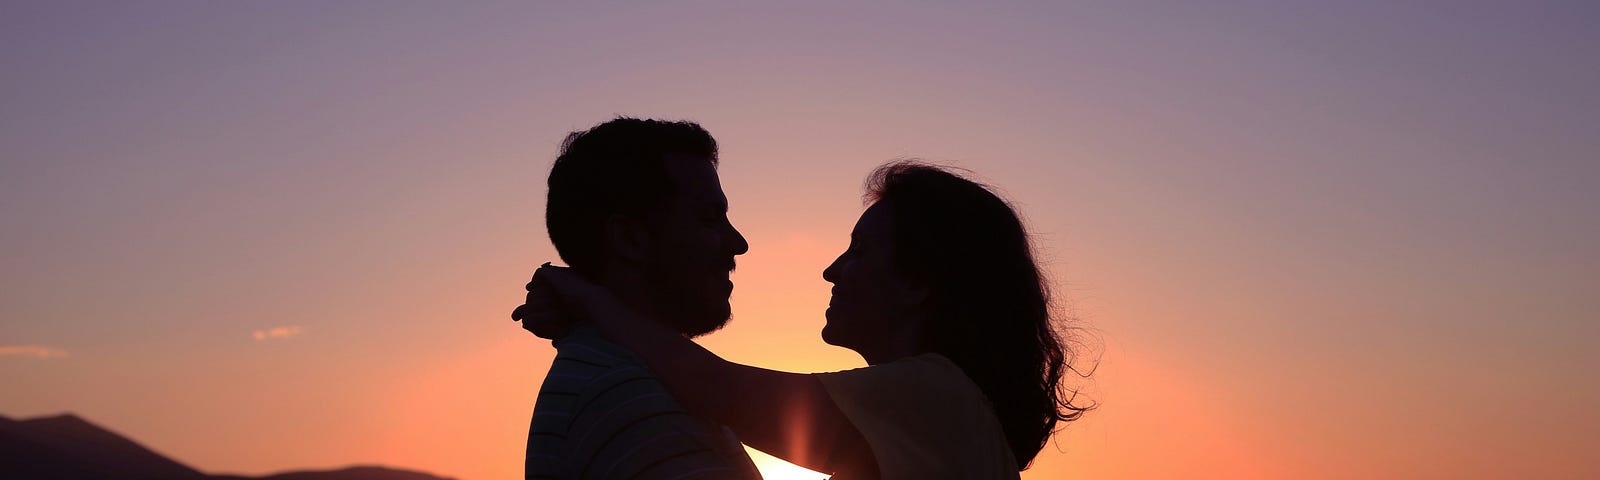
642, 155, 749, 337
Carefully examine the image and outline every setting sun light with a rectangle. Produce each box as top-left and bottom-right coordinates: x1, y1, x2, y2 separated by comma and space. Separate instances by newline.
747, 446, 830, 480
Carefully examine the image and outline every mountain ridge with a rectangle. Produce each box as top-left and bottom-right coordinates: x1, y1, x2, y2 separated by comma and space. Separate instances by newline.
0, 413, 456, 480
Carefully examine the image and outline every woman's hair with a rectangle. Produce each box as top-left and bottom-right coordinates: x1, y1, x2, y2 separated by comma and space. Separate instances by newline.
865, 160, 1090, 468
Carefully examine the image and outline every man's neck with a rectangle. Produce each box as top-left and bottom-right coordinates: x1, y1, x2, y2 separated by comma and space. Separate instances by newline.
592, 267, 679, 332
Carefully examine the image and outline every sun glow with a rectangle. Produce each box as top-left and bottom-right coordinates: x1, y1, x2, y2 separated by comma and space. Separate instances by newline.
746, 446, 830, 480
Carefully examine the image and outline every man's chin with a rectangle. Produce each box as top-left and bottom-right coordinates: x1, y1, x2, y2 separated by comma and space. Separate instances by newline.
666, 304, 732, 338
677, 315, 731, 338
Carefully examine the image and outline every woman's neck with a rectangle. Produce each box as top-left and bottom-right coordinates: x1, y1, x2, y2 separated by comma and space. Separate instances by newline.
855, 326, 924, 365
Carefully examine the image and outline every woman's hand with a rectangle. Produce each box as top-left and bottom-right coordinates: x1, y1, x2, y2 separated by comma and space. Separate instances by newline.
511, 263, 577, 339
511, 263, 628, 339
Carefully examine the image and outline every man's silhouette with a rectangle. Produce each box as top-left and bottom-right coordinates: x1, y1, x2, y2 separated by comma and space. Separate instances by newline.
514, 118, 758, 479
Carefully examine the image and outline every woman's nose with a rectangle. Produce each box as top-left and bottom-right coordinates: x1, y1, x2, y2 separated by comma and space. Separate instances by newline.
823, 255, 842, 283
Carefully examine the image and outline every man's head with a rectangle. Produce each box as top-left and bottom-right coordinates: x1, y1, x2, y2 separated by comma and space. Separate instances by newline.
545, 117, 748, 337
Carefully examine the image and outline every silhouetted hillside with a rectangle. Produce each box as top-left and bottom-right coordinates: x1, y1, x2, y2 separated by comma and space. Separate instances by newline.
0, 413, 205, 480
209, 465, 456, 480
0, 414, 455, 480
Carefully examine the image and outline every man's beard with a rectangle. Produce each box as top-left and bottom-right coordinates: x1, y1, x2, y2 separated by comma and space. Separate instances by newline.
642, 261, 732, 338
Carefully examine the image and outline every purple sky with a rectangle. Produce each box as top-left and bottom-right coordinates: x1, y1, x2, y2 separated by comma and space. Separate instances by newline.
3, 2, 1598, 479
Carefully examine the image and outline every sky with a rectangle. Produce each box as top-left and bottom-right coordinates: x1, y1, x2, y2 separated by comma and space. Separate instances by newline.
3, 1, 1597, 479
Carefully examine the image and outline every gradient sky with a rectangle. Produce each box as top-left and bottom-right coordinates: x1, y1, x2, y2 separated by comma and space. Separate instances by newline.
3, 2, 1597, 479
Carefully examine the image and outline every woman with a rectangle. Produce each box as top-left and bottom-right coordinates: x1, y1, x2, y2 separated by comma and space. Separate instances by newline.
524, 161, 1088, 478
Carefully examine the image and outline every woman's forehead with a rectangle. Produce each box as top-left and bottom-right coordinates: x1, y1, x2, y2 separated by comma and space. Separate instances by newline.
854, 202, 894, 237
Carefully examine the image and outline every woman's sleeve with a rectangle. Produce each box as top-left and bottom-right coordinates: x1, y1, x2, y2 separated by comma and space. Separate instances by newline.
816, 354, 1020, 479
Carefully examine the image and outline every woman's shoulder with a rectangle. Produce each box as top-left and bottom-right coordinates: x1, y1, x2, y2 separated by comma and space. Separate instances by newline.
827, 353, 981, 398
817, 353, 1019, 478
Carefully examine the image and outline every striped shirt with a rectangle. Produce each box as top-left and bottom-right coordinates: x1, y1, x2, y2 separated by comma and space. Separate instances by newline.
526, 325, 762, 480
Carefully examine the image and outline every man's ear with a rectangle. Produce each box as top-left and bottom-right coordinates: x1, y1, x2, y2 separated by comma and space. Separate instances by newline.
603, 213, 654, 264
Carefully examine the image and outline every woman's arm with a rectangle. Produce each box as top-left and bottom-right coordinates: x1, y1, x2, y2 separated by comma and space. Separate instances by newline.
530, 266, 875, 474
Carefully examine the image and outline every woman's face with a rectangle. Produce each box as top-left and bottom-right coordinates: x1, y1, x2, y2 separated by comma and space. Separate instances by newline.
822, 202, 921, 356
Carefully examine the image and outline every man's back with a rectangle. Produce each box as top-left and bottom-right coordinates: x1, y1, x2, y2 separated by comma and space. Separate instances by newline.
526, 326, 760, 480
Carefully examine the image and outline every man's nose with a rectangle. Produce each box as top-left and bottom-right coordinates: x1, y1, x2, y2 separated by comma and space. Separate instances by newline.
727, 225, 750, 255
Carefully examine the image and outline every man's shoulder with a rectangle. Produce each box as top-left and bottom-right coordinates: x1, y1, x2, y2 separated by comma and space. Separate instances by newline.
527, 329, 761, 480
540, 326, 653, 391
552, 325, 638, 365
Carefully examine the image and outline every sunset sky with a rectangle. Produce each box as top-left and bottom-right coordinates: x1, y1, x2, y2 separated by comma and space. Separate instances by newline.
3, 2, 1597, 479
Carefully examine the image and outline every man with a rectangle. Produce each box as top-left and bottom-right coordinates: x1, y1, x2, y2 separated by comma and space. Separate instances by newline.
512, 117, 760, 480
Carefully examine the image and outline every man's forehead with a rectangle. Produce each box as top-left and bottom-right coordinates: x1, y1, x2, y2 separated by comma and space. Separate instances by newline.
662, 154, 726, 203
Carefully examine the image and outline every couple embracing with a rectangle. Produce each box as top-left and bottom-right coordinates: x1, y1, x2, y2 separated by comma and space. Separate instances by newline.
511, 117, 1088, 479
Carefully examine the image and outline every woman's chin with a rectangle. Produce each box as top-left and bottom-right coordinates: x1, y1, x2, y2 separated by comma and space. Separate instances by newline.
820, 324, 857, 352
819, 324, 841, 347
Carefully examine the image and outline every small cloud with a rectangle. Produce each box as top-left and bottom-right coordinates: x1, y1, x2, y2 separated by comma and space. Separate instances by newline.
0, 345, 69, 359
252, 325, 303, 341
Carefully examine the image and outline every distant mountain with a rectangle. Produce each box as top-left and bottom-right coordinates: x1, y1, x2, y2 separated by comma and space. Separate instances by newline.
0, 413, 205, 480
208, 465, 456, 480
0, 414, 455, 480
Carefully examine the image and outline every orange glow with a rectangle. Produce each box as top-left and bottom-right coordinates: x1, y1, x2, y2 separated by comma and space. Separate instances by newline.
5, 3, 1598, 480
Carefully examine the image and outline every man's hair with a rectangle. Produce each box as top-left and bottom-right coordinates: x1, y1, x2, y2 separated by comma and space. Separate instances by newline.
864, 161, 1092, 468
545, 117, 718, 273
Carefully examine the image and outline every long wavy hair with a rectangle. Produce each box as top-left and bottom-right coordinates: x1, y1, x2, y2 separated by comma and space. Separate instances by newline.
865, 161, 1092, 468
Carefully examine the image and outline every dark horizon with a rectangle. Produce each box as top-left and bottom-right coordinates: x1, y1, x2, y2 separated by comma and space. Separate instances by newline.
1, 412, 454, 480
